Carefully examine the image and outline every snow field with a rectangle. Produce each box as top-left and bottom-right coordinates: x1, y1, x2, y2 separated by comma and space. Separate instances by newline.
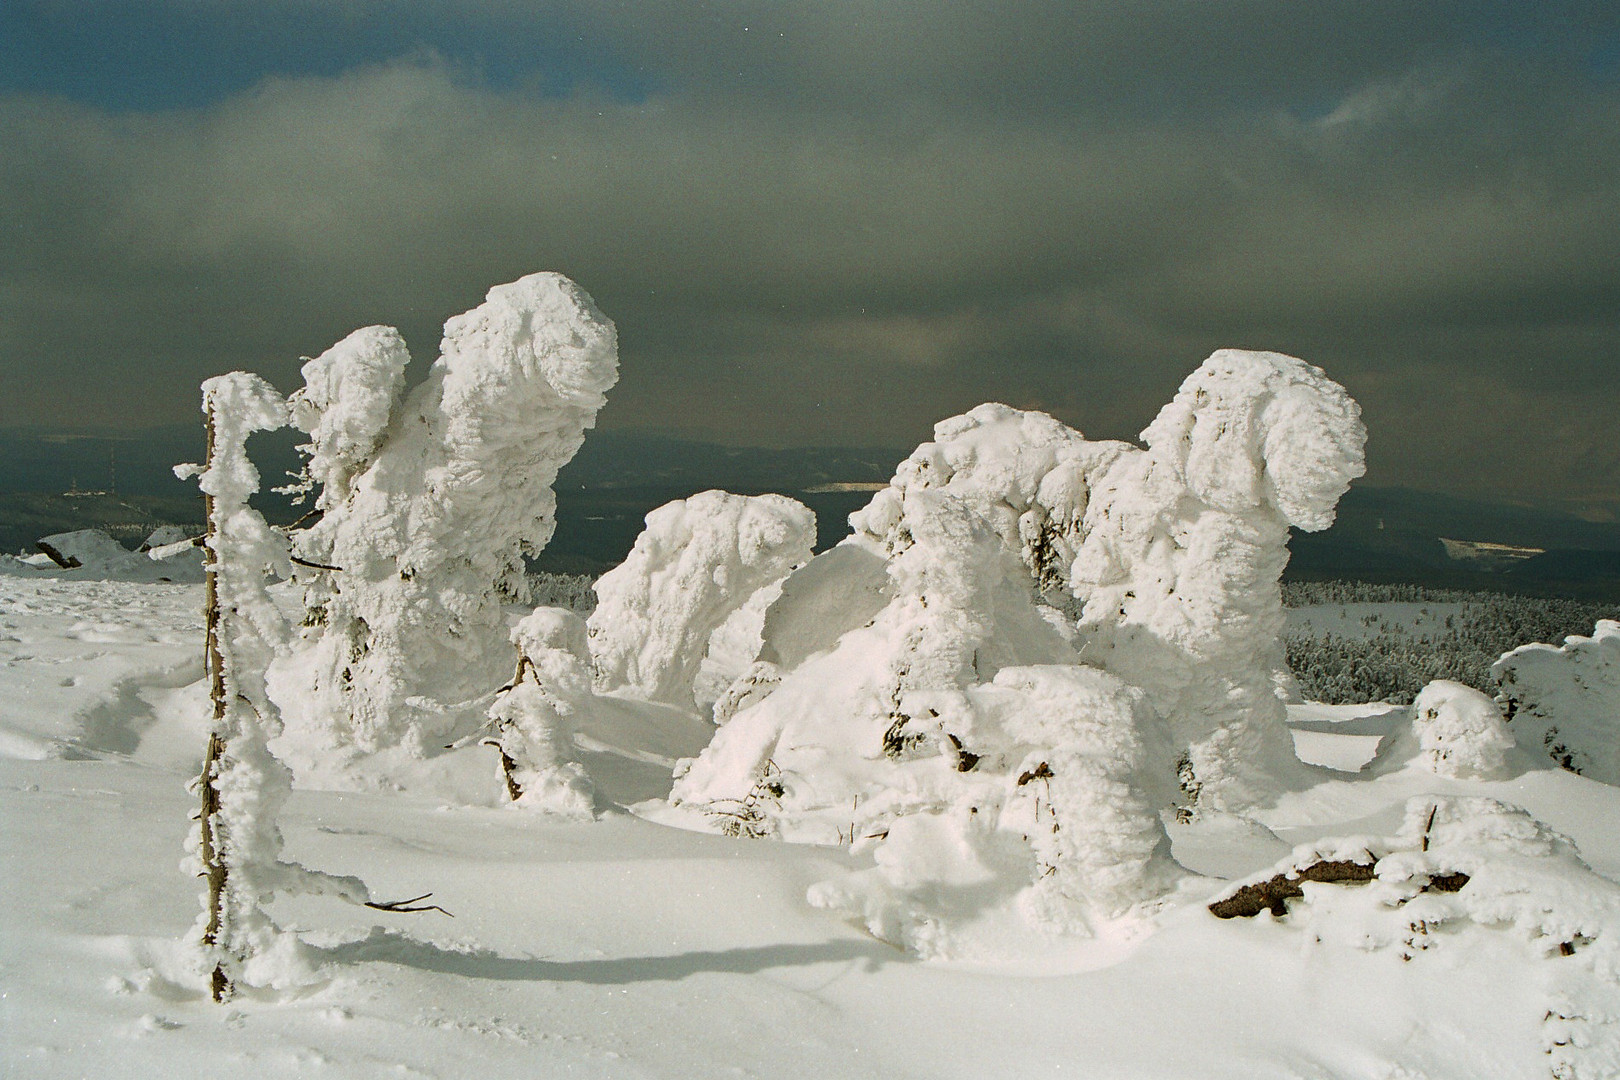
5, 576, 1620, 1078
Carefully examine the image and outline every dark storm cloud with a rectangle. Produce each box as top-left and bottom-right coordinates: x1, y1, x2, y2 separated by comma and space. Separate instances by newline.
1, 1, 1617, 515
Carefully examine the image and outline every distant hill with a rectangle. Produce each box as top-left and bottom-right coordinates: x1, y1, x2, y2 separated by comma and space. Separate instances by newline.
4, 426, 1618, 600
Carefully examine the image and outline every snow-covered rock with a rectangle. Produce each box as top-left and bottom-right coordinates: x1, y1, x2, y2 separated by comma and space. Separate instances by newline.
587, 490, 815, 710
1493, 621, 1620, 786
274, 272, 619, 780
22, 529, 204, 583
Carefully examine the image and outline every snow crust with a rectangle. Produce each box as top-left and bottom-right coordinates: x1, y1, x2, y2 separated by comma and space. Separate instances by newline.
587, 490, 815, 710
272, 273, 618, 783
1493, 620, 1620, 786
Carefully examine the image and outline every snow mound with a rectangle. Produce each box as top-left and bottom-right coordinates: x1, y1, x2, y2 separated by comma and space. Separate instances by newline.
1494, 620, 1620, 786
272, 272, 618, 782
1211, 794, 1620, 1074
587, 490, 815, 710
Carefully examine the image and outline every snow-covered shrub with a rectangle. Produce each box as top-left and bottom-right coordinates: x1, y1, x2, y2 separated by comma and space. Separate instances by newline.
1211, 796, 1620, 995
805, 664, 1181, 955
1068, 350, 1364, 810
587, 490, 815, 710
274, 273, 618, 775
672, 488, 1177, 948
672, 489, 1081, 841
850, 350, 1364, 811
849, 403, 1102, 592
1377, 679, 1516, 780
1493, 621, 1620, 786
178, 373, 369, 1000
485, 607, 596, 818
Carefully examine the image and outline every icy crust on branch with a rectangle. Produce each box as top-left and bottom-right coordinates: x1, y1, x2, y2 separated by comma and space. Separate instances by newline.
1375, 679, 1516, 780
178, 375, 368, 995
1493, 621, 1620, 786
485, 608, 596, 818
275, 273, 618, 778
587, 490, 815, 710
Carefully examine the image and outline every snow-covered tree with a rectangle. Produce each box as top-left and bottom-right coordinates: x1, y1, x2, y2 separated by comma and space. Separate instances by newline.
1066, 350, 1364, 810
1376, 679, 1516, 780
844, 350, 1365, 812
1493, 620, 1620, 785
274, 273, 618, 780
485, 607, 597, 817
179, 373, 371, 1001
587, 490, 815, 711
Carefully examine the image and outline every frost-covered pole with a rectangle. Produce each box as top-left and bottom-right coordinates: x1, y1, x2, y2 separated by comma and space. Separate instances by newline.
182, 373, 395, 1002
196, 404, 231, 1001
184, 374, 296, 1000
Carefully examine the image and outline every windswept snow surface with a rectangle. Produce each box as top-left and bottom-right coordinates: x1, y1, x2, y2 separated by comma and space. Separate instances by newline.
7, 577, 1620, 1079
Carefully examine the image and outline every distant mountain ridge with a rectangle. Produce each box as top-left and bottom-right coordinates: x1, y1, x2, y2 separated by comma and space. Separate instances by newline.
3, 427, 1617, 599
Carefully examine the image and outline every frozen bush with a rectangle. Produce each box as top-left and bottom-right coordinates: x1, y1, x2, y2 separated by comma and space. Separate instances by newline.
274, 273, 618, 777
1380, 679, 1515, 780
587, 490, 815, 710
485, 607, 596, 818
1494, 621, 1620, 785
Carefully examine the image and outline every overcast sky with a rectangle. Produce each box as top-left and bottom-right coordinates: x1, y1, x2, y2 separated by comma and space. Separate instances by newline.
2, 2, 1617, 517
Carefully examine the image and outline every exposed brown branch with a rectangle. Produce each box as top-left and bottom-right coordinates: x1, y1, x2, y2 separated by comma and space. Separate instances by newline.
290, 555, 344, 572
364, 893, 455, 917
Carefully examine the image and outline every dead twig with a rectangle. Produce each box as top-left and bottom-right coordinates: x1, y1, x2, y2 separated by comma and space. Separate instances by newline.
364, 893, 455, 917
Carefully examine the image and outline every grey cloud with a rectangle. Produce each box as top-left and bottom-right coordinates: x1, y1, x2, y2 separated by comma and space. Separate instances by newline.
2, 13, 1618, 515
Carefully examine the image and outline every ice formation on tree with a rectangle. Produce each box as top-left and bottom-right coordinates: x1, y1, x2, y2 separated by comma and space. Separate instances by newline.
1493, 620, 1620, 786
816, 349, 1363, 812
178, 374, 369, 998
587, 490, 815, 711
273, 273, 618, 775
661, 349, 1362, 948
485, 607, 597, 818
1377, 679, 1516, 780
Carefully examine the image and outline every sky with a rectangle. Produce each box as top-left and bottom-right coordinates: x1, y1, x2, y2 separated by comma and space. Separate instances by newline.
2, 1, 1617, 518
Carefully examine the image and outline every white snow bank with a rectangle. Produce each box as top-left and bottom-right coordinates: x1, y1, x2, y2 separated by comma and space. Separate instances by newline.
273, 273, 618, 781
588, 490, 814, 710
1212, 796, 1620, 1035
1493, 620, 1620, 786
